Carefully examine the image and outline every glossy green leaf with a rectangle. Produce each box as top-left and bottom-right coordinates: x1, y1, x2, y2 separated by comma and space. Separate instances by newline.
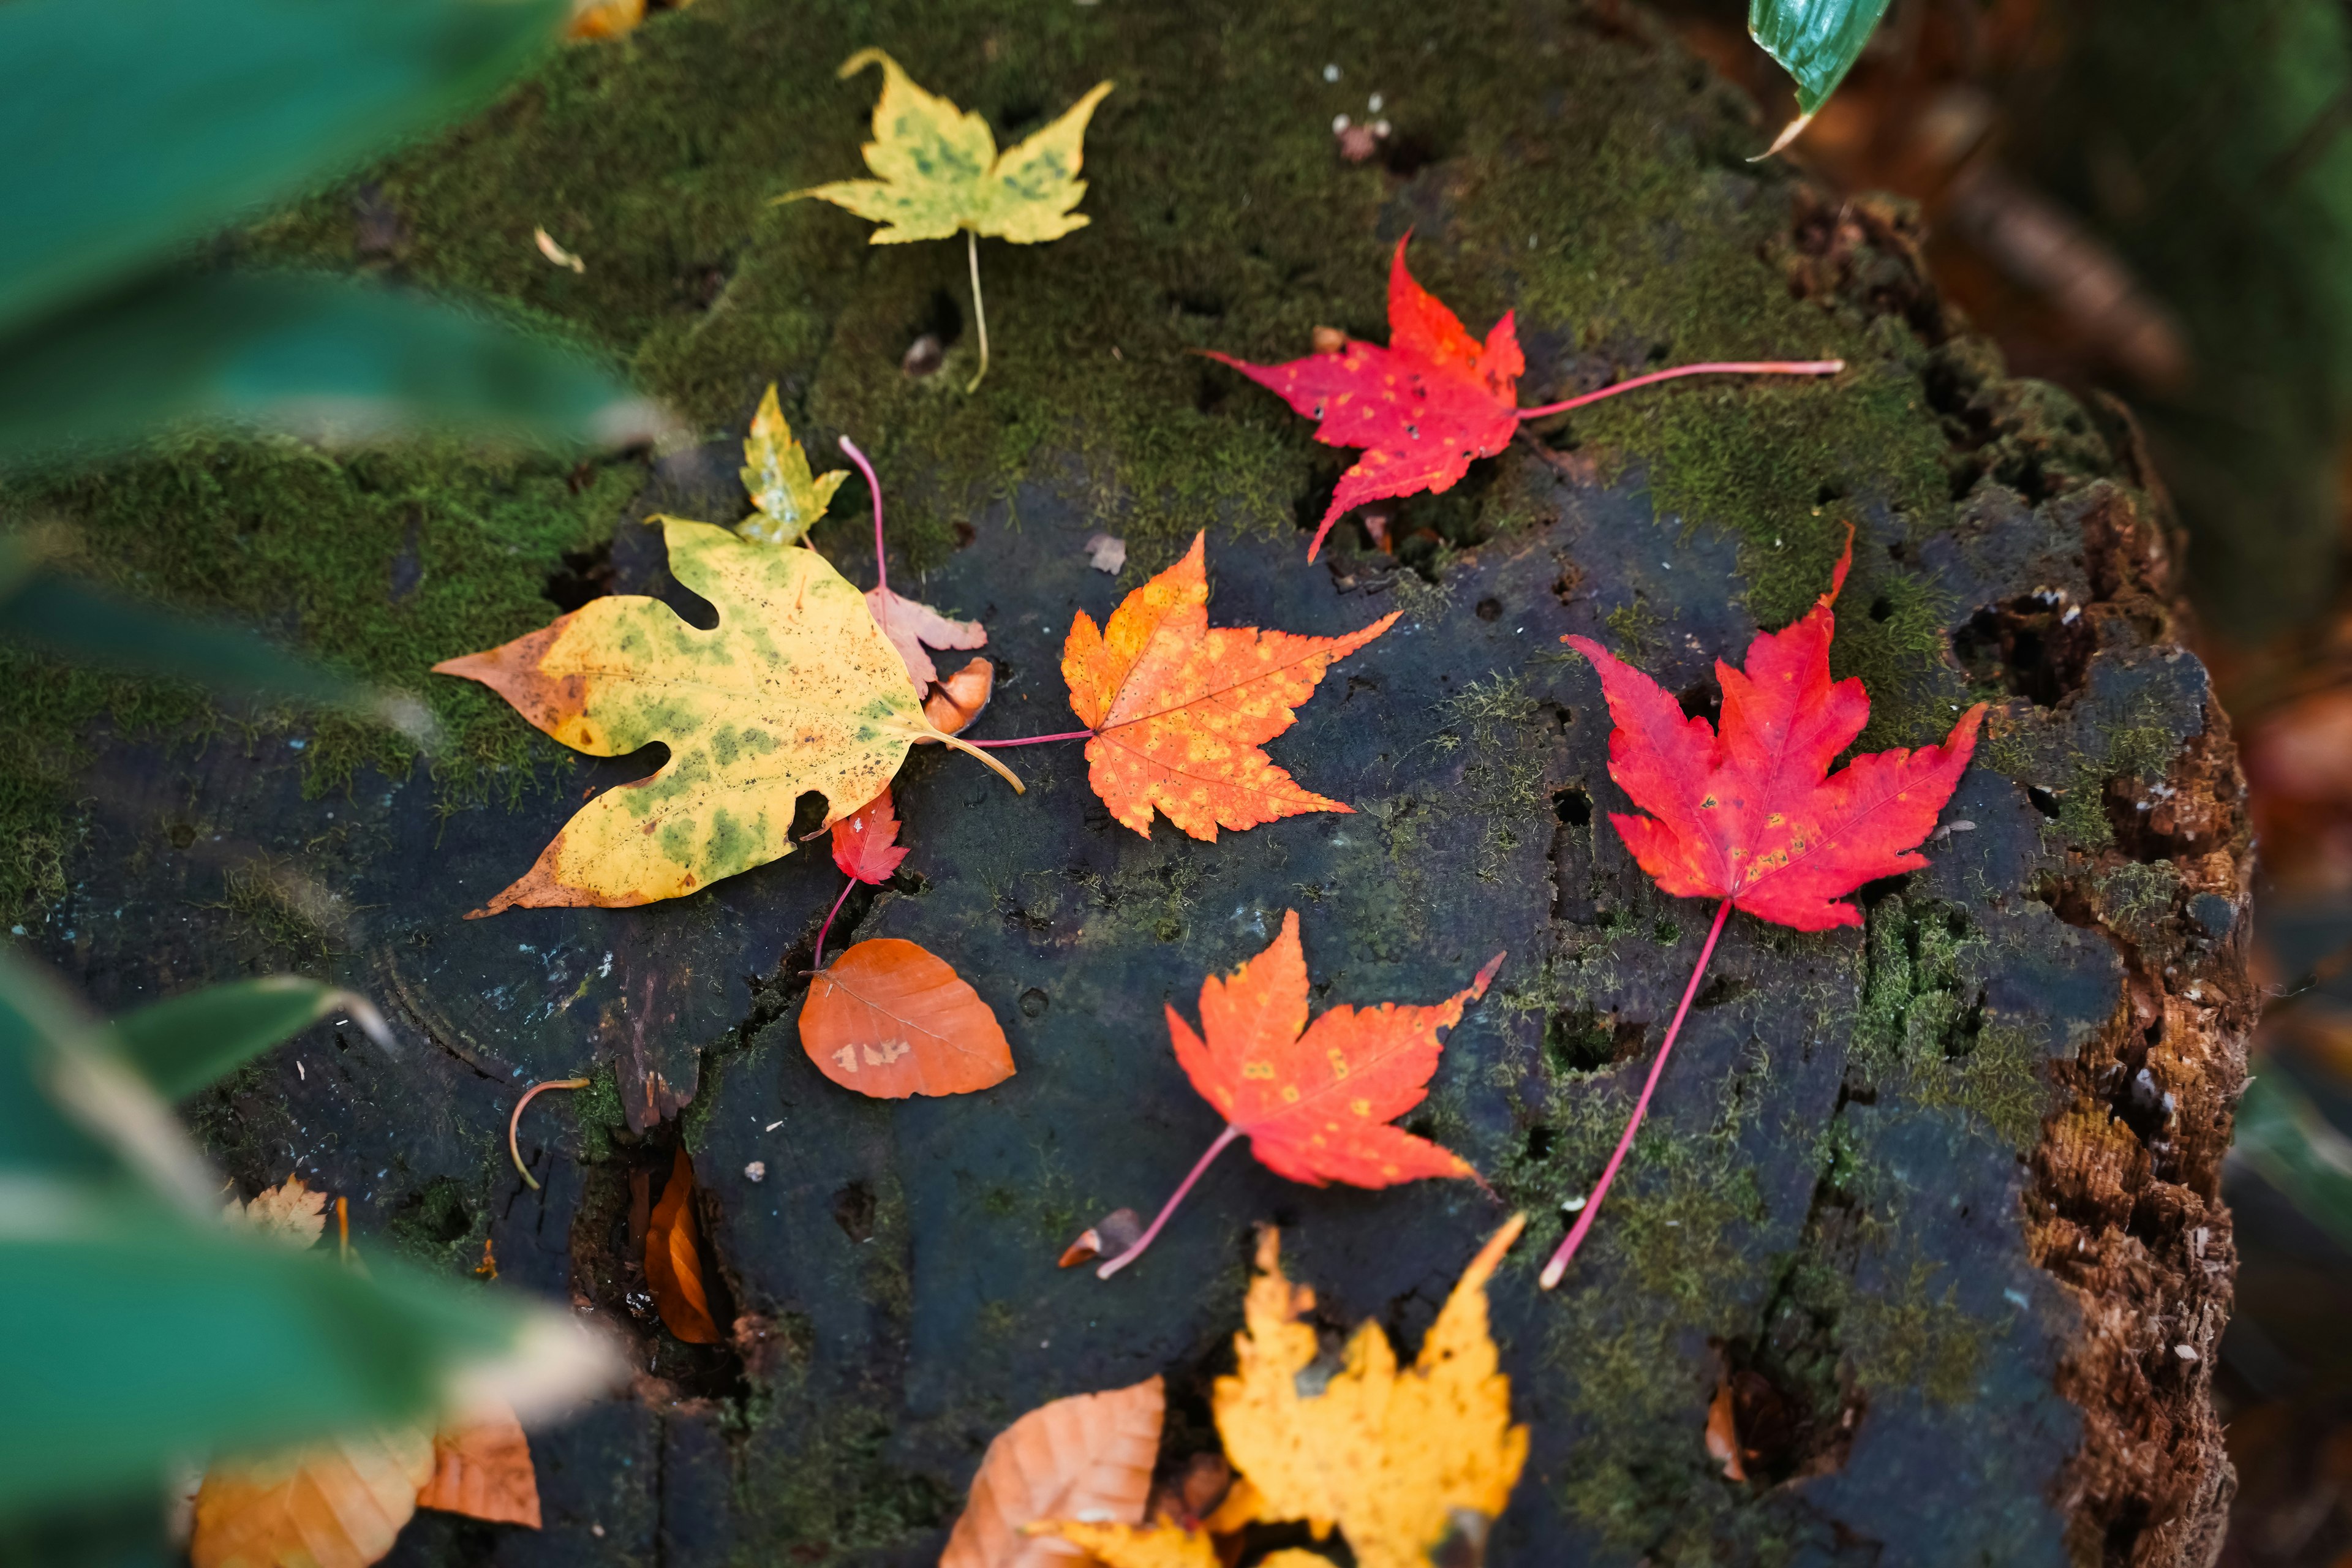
0, 948, 119, 1180
0, 1208, 524, 1515
111, 978, 388, 1103
0, 271, 634, 466
0, 0, 567, 337
1749, 0, 1892, 116
2234, 1069, 2352, 1253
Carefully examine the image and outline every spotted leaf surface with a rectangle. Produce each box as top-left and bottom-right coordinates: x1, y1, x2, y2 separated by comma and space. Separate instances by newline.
434, 519, 938, 913
1562, 537, 1986, 932
787, 49, 1113, 244
1167, 910, 1498, 1188
1061, 532, 1395, 841
737, 382, 845, 546
1205, 236, 1524, 559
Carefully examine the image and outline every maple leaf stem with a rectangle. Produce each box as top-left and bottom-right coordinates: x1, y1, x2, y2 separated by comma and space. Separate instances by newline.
1096, 1122, 1245, 1280
922, 720, 1027, 790
960, 729, 1093, 748
965, 228, 990, 394
810, 876, 855, 973
1539, 896, 1734, 1289
1515, 360, 1844, 421
837, 434, 888, 596
508, 1076, 591, 1191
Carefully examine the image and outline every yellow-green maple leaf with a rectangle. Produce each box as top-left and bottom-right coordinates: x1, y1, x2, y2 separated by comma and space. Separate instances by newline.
434, 519, 1016, 913
1212, 1215, 1529, 1568
788, 48, 1113, 244
737, 382, 845, 546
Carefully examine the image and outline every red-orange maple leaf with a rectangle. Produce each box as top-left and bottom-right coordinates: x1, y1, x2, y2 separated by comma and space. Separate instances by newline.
831, 785, 908, 886
1207, 236, 1842, 560
1540, 535, 1985, 1287
1094, 909, 1503, 1278
1060, 532, 1396, 840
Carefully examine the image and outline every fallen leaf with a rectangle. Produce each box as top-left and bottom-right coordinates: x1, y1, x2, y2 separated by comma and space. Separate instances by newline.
1542, 533, 1983, 1284
1211, 1218, 1528, 1568
1063, 532, 1396, 840
1705, 1378, 1747, 1482
830, 785, 908, 886
786, 50, 1113, 246
941, 1376, 1163, 1568
737, 382, 846, 546
1097, 911, 1499, 1275
564, 0, 645, 42
1027, 1518, 1219, 1568
1208, 236, 1839, 558
192, 1428, 433, 1568
645, 1147, 722, 1344
434, 518, 1016, 913
418, 1402, 541, 1528
922, 655, 995, 736
869, 584, 987, 690
224, 1174, 326, 1249
1085, 533, 1127, 573
532, 227, 586, 273
801, 937, 1015, 1099
1559, 535, 1985, 931
1057, 1207, 1143, 1268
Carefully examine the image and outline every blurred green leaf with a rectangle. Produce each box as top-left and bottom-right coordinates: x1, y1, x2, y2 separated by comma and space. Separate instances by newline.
0, 947, 122, 1182
111, 977, 386, 1102
0, 271, 635, 466
0, 1208, 524, 1515
0, 0, 568, 338
1749, 0, 1893, 118
2234, 1070, 2352, 1253
0, 1495, 170, 1568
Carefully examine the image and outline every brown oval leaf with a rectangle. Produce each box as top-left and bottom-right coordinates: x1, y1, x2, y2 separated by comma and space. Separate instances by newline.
922, 655, 995, 737
942, 1376, 1164, 1568
645, 1147, 721, 1344
801, 938, 1015, 1099
192, 1428, 432, 1568
418, 1401, 542, 1528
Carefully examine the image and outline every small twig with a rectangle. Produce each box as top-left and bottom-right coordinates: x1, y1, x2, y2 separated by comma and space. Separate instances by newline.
966, 228, 991, 393
509, 1077, 591, 1191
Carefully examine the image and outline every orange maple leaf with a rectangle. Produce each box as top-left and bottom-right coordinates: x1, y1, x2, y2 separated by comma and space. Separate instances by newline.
1061, 533, 1396, 840
1095, 910, 1502, 1277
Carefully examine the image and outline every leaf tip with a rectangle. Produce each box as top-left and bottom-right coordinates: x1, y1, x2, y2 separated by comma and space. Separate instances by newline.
1751, 111, 1815, 161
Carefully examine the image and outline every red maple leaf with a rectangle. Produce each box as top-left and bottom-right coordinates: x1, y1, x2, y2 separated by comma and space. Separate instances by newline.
1091, 909, 1504, 1279
831, 785, 908, 886
1540, 534, 1985, 1287
1205, 236, 1842, 560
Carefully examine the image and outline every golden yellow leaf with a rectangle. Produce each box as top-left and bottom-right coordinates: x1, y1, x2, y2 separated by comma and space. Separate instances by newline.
1028, 1518, 1218, 1568
191, 1428, 432, 1568
564, 0, 644, 40
1212, 1215, 1529, 1568
737, 382, 845, 546
434, 518, 1016, 911
222, 1175, 326, 1250
786, 50, 1113, 246
942, 1376, 1163, 1568
1257, 1554, 1344, 1568
418, 1401, 541, 1528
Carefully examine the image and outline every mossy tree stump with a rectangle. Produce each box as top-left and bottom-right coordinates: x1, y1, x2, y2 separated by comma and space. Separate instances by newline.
2, 2, 2248, 1564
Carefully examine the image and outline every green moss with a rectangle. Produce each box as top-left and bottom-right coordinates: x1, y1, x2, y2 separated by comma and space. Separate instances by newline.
571, 1064, 629, 1165
1842, 1256, 1992, 1406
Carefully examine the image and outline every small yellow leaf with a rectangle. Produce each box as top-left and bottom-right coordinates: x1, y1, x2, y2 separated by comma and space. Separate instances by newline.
223, 1175, 327, 1250
786, 50, 1112, 246
1212, 1216, 1529, 1568
192, 1428, 432, 1568
737, 383, 845, 546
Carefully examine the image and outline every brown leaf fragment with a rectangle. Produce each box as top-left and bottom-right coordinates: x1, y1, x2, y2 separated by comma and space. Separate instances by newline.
192, 1428, 432, 1568
1084, 533, 1127, 573
1705, 1376, 1747, 1482
922, 655, 995, 737
644, 1147, 722, 1344
867, 584, 985, 690
224, 1174, 328, 1250
942, 1376, 1164, 1568
418, 1403, 541, 1528
1057, 1207, 1143, 1268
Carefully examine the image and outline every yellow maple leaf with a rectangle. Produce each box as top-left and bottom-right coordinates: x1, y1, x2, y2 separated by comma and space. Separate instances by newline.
1212, 1215, 1529, 1568
1030, 1517, 1221, 1568
434, 518, 1017, 913
783, 48, 1112, 390
737, 383, 845, 546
